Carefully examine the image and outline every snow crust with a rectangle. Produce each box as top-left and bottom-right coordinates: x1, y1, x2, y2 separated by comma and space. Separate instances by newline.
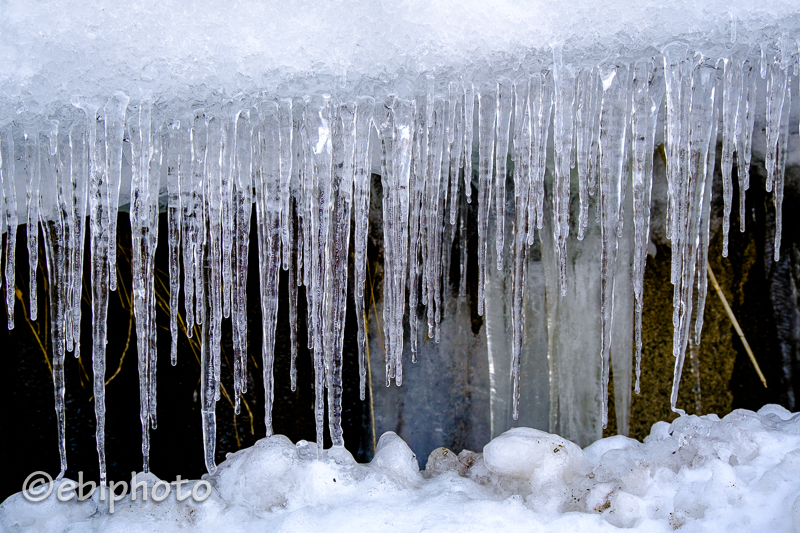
1, 0, 799, 113
3, 405, 800, 532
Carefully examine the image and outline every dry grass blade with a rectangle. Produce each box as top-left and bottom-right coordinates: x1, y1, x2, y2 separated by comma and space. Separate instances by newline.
707, 264, 767, 388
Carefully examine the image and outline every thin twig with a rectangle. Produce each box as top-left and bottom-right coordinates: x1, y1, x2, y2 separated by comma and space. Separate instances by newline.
104, 299, 134, 387
364, 309, 377, 453
707, 264, 767, 388
366, 260, 381, 453
367, 259, 386, 352
16, 285, 51, 374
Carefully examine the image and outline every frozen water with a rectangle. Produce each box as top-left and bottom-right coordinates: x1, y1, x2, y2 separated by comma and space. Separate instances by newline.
1, 0, 800, 490
3, 407, 800, 531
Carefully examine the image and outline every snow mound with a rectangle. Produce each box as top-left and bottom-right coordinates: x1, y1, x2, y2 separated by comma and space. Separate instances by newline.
3, 406, 800, 532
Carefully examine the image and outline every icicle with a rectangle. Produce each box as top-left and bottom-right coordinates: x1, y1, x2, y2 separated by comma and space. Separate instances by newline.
510, 77, 531, 420
180, 114, 196, 336
694, 61, 722, 346
253, 101, 282, 436
23, 128, 40, 321
423, 99, 445, 337
735, 58, 757, 233
77, 94, 113, 485
39, 125, 68, 478
199, 244, 217, 475
552, 46, 576, 296
458, 184, 468, 303
54, 122, 76, 356
378, 97, 407, 382
324, 102, 356, 445
221, 110, 234, 320
764, 45, 791, 261
288, 195, 298, 393
720, 54, 741, 256
407, 90, 426, 363
494, 78, 512, 272
190, 109, 207, 328
129, 93, 161, 470
449, 82, 463, 225
663, 47, 717, 413
463, 83, 475, 204
598, 63, 630, 428
232, 109, 252, 412
393, 99, 414, 382
103, 91, 130, 292
631, 59, 665, 393
305, 94, 333, 452
165, 118, 181, 365
279, 99, 293, 271
67, 121, 87, 359
206, 113, 224, 409
353, 96, 373, 400
433, 97, 450, 344
476, 84, 496, 316
2, 127, 17, 330
377, 98, 394, 383
575, 67, 598, 240
527, 71, 554, 245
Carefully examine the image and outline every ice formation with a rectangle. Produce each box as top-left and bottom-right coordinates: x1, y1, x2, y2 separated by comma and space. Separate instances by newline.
0, 0, 799, 488
2, 406, 800, 531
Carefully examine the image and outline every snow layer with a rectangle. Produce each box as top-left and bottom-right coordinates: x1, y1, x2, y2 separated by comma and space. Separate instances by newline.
3, 405, 800, 532
1, 0, 799, 112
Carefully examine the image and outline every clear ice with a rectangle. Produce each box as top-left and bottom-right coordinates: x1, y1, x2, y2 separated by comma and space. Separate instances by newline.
0, 0, 798, 479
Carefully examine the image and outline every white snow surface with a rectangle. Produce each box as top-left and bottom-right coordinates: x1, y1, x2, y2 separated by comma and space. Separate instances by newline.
3, 405, 800, 532
1, 0, 799, 112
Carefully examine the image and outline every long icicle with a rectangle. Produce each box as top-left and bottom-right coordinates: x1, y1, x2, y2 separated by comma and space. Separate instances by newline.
2, 127, 17, 330
598, 63, 630, 428
552, 46, 576, 296
353, 96, 374, 399
510, 76, 531, 420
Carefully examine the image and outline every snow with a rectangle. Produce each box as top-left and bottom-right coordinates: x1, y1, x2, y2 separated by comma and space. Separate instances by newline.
3, 406, 800, 532
1, 0, 799, 113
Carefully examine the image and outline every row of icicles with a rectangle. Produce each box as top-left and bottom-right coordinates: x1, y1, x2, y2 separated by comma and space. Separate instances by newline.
0, 41, 796, 483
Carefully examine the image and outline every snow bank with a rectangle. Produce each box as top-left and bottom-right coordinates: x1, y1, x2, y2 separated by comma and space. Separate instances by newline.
3, 405, 800, 532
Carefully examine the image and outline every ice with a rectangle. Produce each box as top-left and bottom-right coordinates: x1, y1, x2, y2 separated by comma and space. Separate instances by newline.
552, 45, 575, 297
597, 63, 630, 428
764, 41, 792, 261
324, 102, 356, 444
103, 92, 129, 292
476, 85, 495, 317
509, 78, 531, 421
165, 119, 181, 366
1, 128, 16, 330
5, 407, 800, 531
1, 0, 800, 498
630, 59, 664, 393
128, 93, 162, 472
483, 427, 590, 490
353, 96, 374, 398
39, 124, 68, 478
23, 128, 40, 321
254, 101, 282, 437
494, 78, 512, 273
